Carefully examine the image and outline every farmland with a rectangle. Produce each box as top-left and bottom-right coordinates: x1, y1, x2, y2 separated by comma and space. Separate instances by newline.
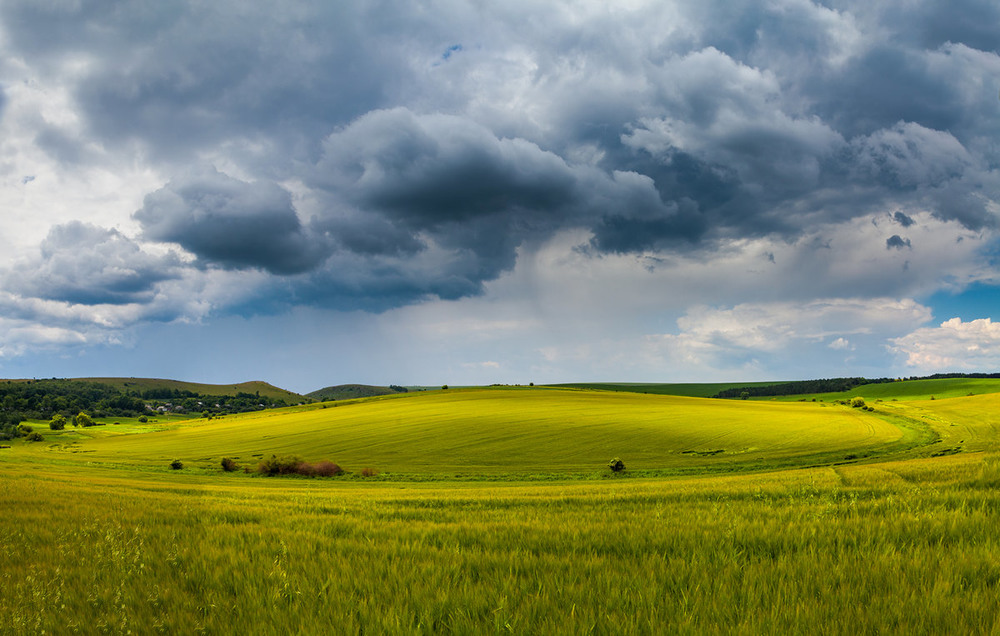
2, 383, 1000, 633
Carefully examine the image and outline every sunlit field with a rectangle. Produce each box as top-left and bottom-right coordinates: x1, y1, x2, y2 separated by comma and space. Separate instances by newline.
3, 385, 1000, 633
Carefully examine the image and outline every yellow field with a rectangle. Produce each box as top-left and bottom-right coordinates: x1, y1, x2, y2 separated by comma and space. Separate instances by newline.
2, 387, 999, 633
29, 387, 923, 476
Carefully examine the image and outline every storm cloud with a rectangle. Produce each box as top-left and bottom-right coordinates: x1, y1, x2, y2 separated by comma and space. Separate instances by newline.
2, 0, 1000, 382
134, 168, 329, 275
5, 222, 181, 306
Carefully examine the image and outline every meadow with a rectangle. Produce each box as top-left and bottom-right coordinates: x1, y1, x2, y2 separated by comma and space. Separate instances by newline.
2, 384, 1000, 633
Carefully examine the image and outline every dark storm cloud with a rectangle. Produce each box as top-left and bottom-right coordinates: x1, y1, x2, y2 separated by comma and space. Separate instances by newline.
309, 108, 683, 288
893, 211, 916, 228
134, 168, 330, 275
886, 235, 912, 250
4, 0, 999, 313
5, 222, 181, 305
315, 109, 581, 227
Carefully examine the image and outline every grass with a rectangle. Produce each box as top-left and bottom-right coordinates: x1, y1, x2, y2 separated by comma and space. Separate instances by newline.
3, 385, 1000, 632
19, 387, 928, 477
560, 377, 1000, 401
551, 381, 786, 398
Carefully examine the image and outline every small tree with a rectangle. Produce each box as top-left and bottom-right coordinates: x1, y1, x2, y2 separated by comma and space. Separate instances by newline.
608, 457, 626, 473
75, 412, 95, 428
850, 397, 866, 409
170, 459, 183, 470
49, 415, 67, 431
221, 457, 239, 472
740, 391, 750, 400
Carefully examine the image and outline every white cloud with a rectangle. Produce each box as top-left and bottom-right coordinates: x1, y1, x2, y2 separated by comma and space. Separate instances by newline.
828, 337, 851, 350
891, 317, 1000, 371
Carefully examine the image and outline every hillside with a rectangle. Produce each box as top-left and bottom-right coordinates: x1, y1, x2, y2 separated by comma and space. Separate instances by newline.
759, 377, 1000, 402
41, 386, 929, 477
551, 381, 786, 398
306, 383, 407, 401
561, 376, 1000, 401
73, 377, 310, 402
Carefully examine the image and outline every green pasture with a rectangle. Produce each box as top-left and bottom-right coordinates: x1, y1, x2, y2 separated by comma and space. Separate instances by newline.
737, 377, 1000, 402
3, 385, 1000, 633
19, 387, 929, 477
551, 381, 783, 398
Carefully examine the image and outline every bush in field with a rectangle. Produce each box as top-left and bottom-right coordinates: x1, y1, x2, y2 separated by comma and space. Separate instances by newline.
256, 455, 343, 477
17, 424, 33, 434
360, 467, 378, 477
49, 415, 67, 431
257, 455, 303, 476
608, 457, 626, 473
138, 416, 148, 423
850, 397, 866, 408
170, 459, 183, 470
315, 461, 344, 477
221, 457, 239, 472
25, 432, 44, 442
75, 412, 95, 427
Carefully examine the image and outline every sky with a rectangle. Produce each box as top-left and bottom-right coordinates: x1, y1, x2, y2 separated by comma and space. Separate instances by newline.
1, 0, 999, 394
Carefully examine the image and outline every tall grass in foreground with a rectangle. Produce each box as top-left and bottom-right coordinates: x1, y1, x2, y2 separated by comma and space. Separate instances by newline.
3, 454, 1000, 634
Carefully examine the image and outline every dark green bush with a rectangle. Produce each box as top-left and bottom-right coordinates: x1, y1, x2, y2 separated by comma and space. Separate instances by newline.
221, 457, 239, 472
170, 459, 183, 470
608, 457, 626, 473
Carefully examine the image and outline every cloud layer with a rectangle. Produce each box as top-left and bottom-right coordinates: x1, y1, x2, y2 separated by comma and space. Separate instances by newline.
1, 0, 999, 380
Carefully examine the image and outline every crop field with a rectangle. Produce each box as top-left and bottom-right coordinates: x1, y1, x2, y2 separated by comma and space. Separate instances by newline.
3, 384, 1000, 633
766, 377, 1000, 402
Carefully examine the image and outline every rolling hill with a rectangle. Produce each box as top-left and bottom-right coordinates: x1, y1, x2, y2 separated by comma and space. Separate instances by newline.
70, 377, 310, 402
306, 383, 406, 401
40, 386, 929, 477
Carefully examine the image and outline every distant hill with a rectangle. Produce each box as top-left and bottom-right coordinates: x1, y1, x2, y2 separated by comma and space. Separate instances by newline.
550, 382, 785, 398
307, 384, 409, 401
72, 377, 310, 402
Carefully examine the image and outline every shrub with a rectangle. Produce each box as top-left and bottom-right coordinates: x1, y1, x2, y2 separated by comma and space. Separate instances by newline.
17, 424, 33, 434
170, 459, 183, 470
360, 467, 378, 477
138, 416, 148, 423
25, 432, 44, 442
314, 461, 343, 477
850, 397, 866, 408
608, 457, 626, 473
256, 455, 344, 477
221, 457, 239, 472
257, 455, 303, 476
49, 415, 68, 431
75, 412, 95, 427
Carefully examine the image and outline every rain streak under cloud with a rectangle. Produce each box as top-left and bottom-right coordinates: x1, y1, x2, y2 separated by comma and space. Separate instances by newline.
0, 0, 999, 390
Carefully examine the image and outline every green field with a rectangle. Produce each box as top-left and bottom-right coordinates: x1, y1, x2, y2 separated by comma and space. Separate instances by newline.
765, 377, 1000, 402
3, 384, 1000, 633
551, 381, 784, 398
